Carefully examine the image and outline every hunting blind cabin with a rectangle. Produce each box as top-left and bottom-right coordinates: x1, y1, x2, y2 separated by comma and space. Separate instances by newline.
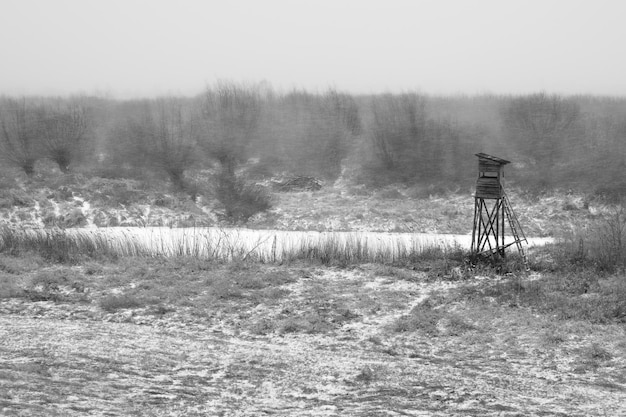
471, 153, 528, 268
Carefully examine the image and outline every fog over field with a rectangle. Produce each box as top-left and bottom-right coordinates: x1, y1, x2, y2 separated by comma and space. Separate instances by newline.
2, 2, 626, 417
1, 0, 626, 98
2, 1, 625, 193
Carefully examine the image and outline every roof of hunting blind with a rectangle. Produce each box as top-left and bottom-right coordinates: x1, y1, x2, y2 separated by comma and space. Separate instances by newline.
475, 153, 510, 166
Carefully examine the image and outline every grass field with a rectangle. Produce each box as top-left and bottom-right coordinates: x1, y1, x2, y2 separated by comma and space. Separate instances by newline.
1, 244, 625, 416
1, 173, 626, 416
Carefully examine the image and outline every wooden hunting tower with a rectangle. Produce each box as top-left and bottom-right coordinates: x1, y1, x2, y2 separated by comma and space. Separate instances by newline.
475, 153, 509, 199
471, 153, 528, 266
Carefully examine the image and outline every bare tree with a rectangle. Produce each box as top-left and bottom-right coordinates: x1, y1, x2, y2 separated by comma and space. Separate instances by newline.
40, 103, 91, 173
120, 99, 199, 190
256, 88, 360, 180
369, 93, 427, 171
199, 82, 275, 220
200, 81, 262, 174
502, 93, 581, 166
364, 93, 469, 185
306, 89, 360, 179
0, 98, 42, 176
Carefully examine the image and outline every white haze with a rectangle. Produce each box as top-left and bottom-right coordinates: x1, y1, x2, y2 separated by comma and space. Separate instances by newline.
1, 0, 625, 98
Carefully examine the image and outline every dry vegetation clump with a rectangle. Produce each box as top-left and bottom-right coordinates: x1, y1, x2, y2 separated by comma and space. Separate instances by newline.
564, 203, 626, 273
0, 226, 129, 263
214, 170, 272, 222
0, 189, 35, 209
99, 293, 154, 313
446, 267, 626, 324
391, 298, 444, 335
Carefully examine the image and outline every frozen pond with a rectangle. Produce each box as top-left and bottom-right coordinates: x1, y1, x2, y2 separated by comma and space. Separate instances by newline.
18, 227, 554, 261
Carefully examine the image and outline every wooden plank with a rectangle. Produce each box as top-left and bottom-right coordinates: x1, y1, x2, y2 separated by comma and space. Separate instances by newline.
475, 153, 510, 165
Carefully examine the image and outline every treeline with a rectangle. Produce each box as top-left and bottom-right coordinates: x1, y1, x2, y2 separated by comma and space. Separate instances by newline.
2, 84, 626, 198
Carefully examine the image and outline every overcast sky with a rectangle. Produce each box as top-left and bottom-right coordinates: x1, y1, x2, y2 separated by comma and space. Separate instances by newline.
1, 0, 625, 98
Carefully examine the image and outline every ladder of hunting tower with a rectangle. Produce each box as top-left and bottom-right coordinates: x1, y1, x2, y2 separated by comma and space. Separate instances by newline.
502, 191, 529, 270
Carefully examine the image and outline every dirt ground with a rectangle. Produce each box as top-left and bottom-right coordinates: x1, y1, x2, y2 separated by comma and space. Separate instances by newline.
1, 265, 624, 417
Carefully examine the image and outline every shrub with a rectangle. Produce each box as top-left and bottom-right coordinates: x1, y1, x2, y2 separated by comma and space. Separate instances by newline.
560, 204, 626, 273
374, 188, 405, 200
215, 170, 272, 222
247, 318, 276, 335
445, 313, 479, 336
593, 182, 626, 204
0, 275, 24, 299
574, 343, 614, 373
206, 276, 244, 300
0, 190, 35, 209
56, 208, 88, 228
391, 298, 442, 335
464, 272, 626, 324
354, 366, 377, 384
0, 168, 19, 189
583, 343, 613, 361
278, 312, 332, 334
99, 293, 145, 312
23, 270, 88, 302
595, 205, 626, 271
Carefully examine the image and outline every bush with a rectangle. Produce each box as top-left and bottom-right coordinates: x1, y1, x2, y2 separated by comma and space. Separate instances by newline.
0, 190, 35, 209
215, 170, 272, 222
593, 182, 626, 204
23, 270, 89, 302
464, 272, 626, 324
445, 313, 479, 336
391, 298, 443, 335
0, 275, 24, 299
559, 204, 626, 273
99, 293, 145, 312
374, 188, 405, 200
278, 312, 332, 334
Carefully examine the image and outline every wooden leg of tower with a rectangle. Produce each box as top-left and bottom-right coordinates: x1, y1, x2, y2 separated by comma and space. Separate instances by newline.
494, 199, 498, 255
477, 201, 484, 252
471, 198, 478, 253
500, 199, 506, 258
495, 200, 499, 257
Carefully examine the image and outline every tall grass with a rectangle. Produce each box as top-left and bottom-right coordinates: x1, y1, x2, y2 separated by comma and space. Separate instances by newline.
0, 225, 144, 262
559, 204, 626, 272
0, 225, 473, 265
